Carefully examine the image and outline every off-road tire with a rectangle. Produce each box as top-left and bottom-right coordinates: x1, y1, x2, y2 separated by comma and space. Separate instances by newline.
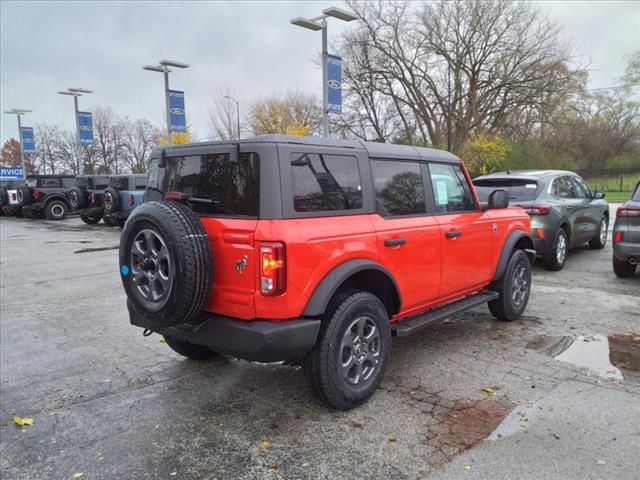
613, 256, 636, 278
488, 249, 532, 321
69, 187, 87, 211
302, 291, 391, 410
164, 335, 218, 360
543, 228, 568, 271
17, 185, 32, 206
80, 214, 101, 225
589, 216, 608, 249
103, 188, 120, 215
44, 200, 68, 221
119, 200, 212, 328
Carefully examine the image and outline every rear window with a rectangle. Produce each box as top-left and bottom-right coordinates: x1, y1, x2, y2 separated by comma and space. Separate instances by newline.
161, 152, 260, 217
290, 153, 362, 213
473, 178, 540, 202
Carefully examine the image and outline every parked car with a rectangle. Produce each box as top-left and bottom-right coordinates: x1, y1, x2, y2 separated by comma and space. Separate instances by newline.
473, 170, 609, 271
118, 136, 535, 410
68, 175, 111, 224
17, 175, 75, 220
0, 178, 24, 217
102, 174, 147, 227
612, 181, 640, 278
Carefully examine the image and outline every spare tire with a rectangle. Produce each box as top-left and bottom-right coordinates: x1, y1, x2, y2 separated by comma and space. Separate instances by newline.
68, 187, 87, 211
119, 201, 213, 328
17, 185, 32, 206
0, 187, 8, 206
103, 187, 120, 215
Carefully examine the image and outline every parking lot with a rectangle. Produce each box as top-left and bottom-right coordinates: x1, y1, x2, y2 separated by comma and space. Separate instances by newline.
1, 213, 638, 480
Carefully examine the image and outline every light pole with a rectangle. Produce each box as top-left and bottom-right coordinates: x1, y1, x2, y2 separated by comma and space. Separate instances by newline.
3, 108, 32, 178
58, 87, 92, 175
291, 6, 357, 138
224, 95, 241, 140
143, 59, 189, 144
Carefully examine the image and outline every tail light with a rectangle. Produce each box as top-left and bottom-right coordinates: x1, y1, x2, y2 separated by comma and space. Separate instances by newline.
517, 204, 552, 215
11, 193, 16, 201
613, 231, 623, 244
260, 242, 285, 296
91, 193, 96, 204
164, 191, 189, 202
616, 203, 640, 217
128, 194, 134, 206
33, 190, 41, 200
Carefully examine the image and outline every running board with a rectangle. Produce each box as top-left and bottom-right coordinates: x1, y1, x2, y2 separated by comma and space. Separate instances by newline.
391, 290, 499, 337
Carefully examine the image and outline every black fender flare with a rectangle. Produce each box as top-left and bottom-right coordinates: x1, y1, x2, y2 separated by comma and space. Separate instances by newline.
492, 230, 536, 281
302, 259, 401, 317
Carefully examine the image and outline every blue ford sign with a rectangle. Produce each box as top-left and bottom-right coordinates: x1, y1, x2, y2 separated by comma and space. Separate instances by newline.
327, 54, 342, 114
0, 166, 25, 179
168, 90, 187, 133
78, 111, 94, 145
20, 127, 36, 154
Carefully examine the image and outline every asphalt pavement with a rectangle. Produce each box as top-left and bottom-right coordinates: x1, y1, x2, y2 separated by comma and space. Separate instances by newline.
1, 213, 638, 480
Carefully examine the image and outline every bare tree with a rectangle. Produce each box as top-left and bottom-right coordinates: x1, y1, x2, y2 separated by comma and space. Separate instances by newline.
122, 119, 160, 173
209, 87, 241, 140
248, 91, 321, 136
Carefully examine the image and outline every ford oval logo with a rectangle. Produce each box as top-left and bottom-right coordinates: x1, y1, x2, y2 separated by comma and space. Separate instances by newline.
170, 108, 184, 115
79, 125, 92, 131
328, 79, 341, 89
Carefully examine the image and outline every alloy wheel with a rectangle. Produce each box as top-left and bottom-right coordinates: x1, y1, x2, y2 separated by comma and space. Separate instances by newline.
129, 228, 173, 311
339, 316, 381, 385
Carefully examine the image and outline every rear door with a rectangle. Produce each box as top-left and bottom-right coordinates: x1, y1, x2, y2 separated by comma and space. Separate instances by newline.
428, 163, 494, 299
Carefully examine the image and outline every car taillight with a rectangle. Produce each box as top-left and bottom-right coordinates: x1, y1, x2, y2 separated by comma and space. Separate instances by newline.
128, 194, 134, 206
33, 190, 41, 200
91, 193, 96, 204
164, 191, 189, 201
613, 231, 623, 243
616, 203, 640, 217
260, 242, 285, 296
11, 193, 16, 201
517, 204, 552, 215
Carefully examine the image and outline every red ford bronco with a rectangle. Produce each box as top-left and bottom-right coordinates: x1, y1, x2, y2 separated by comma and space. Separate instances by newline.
119, 136, 535, 410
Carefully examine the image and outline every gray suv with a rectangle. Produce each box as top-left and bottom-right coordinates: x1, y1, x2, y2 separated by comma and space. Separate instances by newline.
474, 170, 609, 271
612, 181, 640, 278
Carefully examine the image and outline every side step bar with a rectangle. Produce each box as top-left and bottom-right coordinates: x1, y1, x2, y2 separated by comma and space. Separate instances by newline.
391, 290, 499, 337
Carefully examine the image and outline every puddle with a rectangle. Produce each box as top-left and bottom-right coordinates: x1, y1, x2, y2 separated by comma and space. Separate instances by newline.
527, 333, 640, 380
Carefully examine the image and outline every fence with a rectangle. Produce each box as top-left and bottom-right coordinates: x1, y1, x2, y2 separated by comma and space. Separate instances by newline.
578, 167, 640, 193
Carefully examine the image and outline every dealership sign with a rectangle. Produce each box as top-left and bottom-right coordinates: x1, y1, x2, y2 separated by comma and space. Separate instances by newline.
327, 54, 342, 114
0, 166, 25, 179
78, 111, 94, 145
168, 90, 187, 133
20, 127, 36, 154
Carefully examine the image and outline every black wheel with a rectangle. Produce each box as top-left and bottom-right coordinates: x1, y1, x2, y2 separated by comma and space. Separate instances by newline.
164, 335, 217, 360
0, 187, 8, 206
543, 228, 568, 271
44, 200, 68, 220
103, 188, 120, 215
613, 256, 636, 278
68, 187, 87, 211
17, 185, 32, 206
489, 249, 532, 322
589, 216, 608, 249
302, 291, 391, 410
119, 201, 212, 328
80, 214, 101, 225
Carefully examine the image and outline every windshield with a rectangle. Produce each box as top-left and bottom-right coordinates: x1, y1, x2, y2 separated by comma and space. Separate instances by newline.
473, 178, 541, 202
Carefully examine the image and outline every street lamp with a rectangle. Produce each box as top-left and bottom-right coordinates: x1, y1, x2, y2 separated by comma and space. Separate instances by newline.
3, 108, 32, 178
291, 6, 358, 137
143, 59, 189, 144
224, 95, 240, 140
58, 87, 93, 175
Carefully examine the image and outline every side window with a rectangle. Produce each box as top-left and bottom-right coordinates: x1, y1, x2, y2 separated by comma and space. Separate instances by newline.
134, 176, 148, 190
371, 160, 425, 216
554, 176, 576, 199
429, 163, 477, 213
40, 178, 61, 188
573, 177, 592, 199
290, 153, 362, 213
61, 178, 75, 188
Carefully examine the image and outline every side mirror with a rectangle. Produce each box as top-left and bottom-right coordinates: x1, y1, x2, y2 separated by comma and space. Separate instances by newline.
593, 191, 605, 199
488, 189, 509, 209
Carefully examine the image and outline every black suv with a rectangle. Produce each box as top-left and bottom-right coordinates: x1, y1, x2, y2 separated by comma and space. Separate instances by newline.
102, 174, 147, 227
68, 175, 111, 225
17, 175, 75, 220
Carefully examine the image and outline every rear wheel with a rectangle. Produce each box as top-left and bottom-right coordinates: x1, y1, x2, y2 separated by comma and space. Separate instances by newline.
45, 200, 68, 220
80, 214, 101, 225
302, 291, 391, 410
489, 249, 532, 321
589, 216, 608, 249
613, 256, 636, 278
164, 335, 217, 360
543, 228, 568, 271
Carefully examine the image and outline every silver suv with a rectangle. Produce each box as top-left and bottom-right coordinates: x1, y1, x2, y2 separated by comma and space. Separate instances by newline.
612, 181, 640, 278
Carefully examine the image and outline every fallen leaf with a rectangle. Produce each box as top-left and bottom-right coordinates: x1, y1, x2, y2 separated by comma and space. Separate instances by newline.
597, 459, 606, 465
259, 441, 272, 451
388, 437, 397, 443
73, 474, 84, 479
159, 337, 166, 343
155, 424, 160, 429
481, 387, 497, 396
267, 462, 278, 469
13, 416, 33, 427
169, 472, 177, 476
269, 422, 279, 430
349, 421, 363, 429
464, 465, 471, 470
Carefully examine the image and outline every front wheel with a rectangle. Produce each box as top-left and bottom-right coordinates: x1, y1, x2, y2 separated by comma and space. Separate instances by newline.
589, 216, 608, 249
489, 249, 532, 322
80, 214, 101, 225
164, 335, 218, 360
302, 291, 391, 410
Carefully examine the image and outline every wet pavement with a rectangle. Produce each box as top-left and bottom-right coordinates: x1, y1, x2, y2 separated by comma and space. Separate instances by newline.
1, 215, 639, 480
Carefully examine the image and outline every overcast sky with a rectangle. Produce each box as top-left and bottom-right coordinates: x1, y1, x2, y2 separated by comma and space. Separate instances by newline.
1, 1, 639, 145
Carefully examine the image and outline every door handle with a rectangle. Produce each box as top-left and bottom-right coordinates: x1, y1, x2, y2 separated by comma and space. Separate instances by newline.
445, 230, 462, 239
384, 238, 406, 247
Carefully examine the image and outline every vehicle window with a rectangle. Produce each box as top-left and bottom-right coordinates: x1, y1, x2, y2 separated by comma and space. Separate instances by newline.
573, 177, 592, 199
633, 184, 640, 202
553, 176, 576, 199
162, 152, 260, 217
92, 177, 109, 190
39, 178, 61, 188
61, 178, 75, 188
26, 178, 37, 187
290, 153, 362, 212
134, 176, 147, 190
429, 164, 477, 213
371, 160, 425, 216
473, 179, 540, 202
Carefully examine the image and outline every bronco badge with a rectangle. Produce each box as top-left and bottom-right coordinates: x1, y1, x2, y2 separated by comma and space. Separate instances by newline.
235, 256, 248, 274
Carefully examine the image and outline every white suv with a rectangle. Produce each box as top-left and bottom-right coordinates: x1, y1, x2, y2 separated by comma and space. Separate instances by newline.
0, 179, 24, 217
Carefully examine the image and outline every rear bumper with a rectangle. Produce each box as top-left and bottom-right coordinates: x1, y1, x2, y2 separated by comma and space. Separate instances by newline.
106, 209, 132, 220
130, 309, 321, 363
2, 204, 21, 215
80, 206, 104, 216
613, 241, 640, 262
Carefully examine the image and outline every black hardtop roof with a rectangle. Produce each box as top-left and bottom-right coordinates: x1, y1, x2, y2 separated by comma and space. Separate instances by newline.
157, 135, 460, 164
474, 169, 577, 181
27, 174, 75, 179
